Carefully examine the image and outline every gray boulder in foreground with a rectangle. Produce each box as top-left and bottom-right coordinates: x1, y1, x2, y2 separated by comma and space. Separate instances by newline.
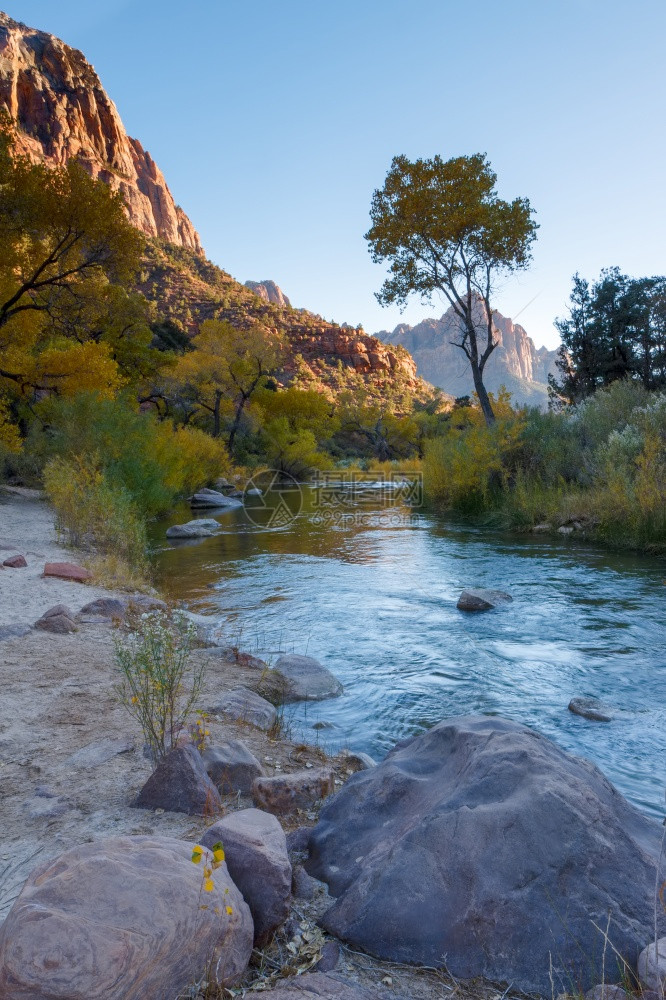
0, 836, 253, 999
456, 588, 513, 611
306, 715, 665, 996
264, 653, 343, 703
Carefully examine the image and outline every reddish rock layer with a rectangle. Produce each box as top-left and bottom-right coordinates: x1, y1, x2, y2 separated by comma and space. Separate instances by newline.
0, 11, 201, 251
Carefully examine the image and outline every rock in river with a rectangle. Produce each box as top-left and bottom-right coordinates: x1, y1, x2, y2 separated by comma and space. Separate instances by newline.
190, 488, 242, 509
568, 696, 613, 722
0, 835, 253, 999
306, 715, 666, 995
456, 588, 513, 611
166, 519, 219, 538
258, 653, 343, 703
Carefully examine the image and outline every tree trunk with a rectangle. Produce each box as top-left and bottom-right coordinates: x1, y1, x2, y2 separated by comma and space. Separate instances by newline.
213, 391, 221, 438
471, 361, 496, 425
227, 395, 247, 453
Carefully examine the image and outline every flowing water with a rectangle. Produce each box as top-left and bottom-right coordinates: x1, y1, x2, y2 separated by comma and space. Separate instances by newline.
150, 481, 666, 820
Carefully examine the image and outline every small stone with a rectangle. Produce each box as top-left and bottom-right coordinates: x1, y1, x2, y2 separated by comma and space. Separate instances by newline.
34, 604, 78, 634
135, 745, 221, 816
456, 588, 513, 612
252, 769, 335, 816
558, 525, 574, 535
638, 937, 666, 994
532, 523, 552, 532
585, 986, 629, 1000
43, 561, 93, 582
65, 738, 134, 769
79, 598, 127, 620
339, 750, 376, 770
292, 864, 323, 901
315, 940, 341, 972
286, 826, 311, 853
0, 624, 32, 640
568, 697, 613, 723
202, 740, 265, 795
3, 553, 27, 568
201, 808, 291, 946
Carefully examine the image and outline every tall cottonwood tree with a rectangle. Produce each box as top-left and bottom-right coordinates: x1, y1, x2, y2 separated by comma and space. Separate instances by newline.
365, 153, 537, 425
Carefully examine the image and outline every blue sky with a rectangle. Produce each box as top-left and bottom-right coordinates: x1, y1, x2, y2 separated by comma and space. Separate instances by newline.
10, 0, 666, 348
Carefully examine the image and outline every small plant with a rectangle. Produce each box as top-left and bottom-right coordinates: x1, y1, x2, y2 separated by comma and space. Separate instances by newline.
114, 610, 204, 763
190, 841, 231, 906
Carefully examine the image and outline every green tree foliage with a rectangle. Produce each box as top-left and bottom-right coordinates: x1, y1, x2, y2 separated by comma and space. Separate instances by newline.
365, 153, 537, 425
167, 319, 284, 450
551, 268, 666, 404
254, 387, 338, 477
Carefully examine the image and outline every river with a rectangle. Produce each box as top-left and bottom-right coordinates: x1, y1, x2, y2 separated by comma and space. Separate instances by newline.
150, 478, 666, 821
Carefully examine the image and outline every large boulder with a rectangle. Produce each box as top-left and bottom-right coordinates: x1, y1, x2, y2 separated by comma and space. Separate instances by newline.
202, 740, 265, 794
306, 715, 666, 995
456, 588, 512, 611
135, 744, 222, 816
260, 654, 343, 703
0, 835, 253, 999
202, 808, 291, 946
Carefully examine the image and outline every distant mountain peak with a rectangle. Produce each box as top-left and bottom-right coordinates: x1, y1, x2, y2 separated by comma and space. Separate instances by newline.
244, 280, 291, 308
0, 10, 201, 251
376, 300, 559, 406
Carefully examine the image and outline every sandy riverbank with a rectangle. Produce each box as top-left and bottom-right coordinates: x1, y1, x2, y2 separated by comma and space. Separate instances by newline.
1, 487, 489, 999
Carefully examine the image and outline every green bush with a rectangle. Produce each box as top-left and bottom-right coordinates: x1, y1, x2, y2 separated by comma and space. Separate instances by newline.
36, 392, 228, 518
44, 453, 147, 573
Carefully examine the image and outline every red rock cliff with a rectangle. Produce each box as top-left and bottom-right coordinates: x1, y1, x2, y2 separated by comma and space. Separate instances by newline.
0, 11, 201, 252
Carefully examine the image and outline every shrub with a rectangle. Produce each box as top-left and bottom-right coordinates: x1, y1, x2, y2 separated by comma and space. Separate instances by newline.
44, 453, 147, 573
114, 610, 204, 763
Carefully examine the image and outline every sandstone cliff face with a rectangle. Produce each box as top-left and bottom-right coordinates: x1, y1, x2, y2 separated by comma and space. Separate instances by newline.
378, 298, 559, 407
0, 12, 201, 251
